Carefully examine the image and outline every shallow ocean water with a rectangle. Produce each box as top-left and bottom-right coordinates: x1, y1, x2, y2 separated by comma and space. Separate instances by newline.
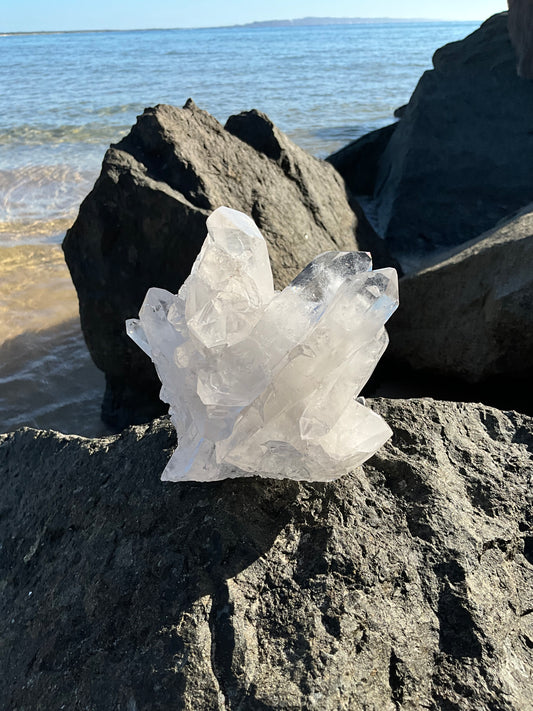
0, 20, 480, 435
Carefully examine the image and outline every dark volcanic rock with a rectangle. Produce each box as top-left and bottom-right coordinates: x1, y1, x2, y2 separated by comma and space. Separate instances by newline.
63, 101, 374, 430
386, 204, 533, 385
371, 13, 533, 260
508, 0, 533, 79
1, 397, 532, 710
326, 122, 397, 196
326, 123, 403, 275
393, 104, 407, 119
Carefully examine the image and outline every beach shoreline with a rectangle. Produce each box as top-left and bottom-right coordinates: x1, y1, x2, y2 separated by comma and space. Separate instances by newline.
0, 19, 481, 435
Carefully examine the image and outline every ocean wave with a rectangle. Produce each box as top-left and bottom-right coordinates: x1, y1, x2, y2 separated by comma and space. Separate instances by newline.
0, 217, 74, 245
0, 163, 94, 195
0, 165, 96, 242
94, 102, 141, 117
0, 120, 132, 146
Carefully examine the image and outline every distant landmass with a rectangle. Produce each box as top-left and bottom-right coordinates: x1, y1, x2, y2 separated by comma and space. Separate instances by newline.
227, 17, 451, 29
2, 17, 474, 36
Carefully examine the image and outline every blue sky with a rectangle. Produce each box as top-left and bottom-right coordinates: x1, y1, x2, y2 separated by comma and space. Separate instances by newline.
1, 0, 507, 32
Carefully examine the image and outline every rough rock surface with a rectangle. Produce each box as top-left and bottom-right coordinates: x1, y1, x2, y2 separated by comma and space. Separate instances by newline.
386, 204, 533, 384
225, 110, 398, 271
371, 13, 533, 260
1, 397, 532, 710
508, 0, 533, 79
63, 101, 374, 429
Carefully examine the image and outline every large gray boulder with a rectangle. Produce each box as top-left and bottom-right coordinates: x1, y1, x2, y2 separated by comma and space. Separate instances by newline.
371, 13, 533, 260
387, 204, 533, 385
63, 101, 378, 430
326, 122, 397, 197
508, 0, 533, 78
1, 397, 532, 710
326, 123, 403, 276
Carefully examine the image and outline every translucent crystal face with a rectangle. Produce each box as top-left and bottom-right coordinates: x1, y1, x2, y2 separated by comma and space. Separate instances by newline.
126, 206, 398, 482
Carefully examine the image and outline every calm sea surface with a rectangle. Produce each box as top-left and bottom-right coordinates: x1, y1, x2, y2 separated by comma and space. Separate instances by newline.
0, 21, 479, 434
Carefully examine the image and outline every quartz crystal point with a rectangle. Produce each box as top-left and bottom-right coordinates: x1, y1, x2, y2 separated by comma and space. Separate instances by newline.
126, 206, 398, 482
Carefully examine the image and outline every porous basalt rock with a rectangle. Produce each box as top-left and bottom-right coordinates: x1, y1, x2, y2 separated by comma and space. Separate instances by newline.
386, 204, 533, 385
63, 101, 377, 430
369, 13, 533, 260
1, 397, 532, 710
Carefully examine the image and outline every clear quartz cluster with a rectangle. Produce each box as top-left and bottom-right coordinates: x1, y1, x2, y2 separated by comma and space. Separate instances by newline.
126, 206, 398, 482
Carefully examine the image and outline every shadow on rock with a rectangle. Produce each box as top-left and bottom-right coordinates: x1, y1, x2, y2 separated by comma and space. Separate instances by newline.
1, 398, 532, 710
0, 418, 318, 709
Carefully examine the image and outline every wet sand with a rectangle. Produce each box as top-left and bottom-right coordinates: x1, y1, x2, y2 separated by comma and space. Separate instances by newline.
0, 243, 109, 436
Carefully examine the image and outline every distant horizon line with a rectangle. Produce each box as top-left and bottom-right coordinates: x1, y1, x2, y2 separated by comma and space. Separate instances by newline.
1, 15, 486, 36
